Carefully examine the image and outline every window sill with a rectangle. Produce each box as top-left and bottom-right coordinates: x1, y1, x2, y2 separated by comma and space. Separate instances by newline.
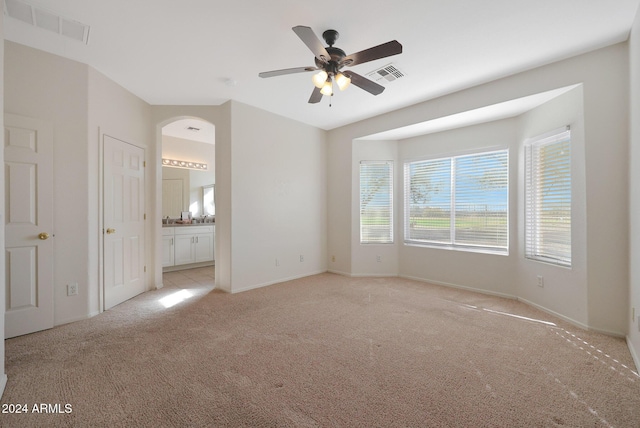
403, 241, 509, 256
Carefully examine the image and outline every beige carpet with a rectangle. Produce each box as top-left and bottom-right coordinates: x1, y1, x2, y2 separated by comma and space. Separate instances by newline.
1, 269, 639, 427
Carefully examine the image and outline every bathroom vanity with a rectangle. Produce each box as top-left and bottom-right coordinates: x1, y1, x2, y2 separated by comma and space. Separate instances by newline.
162, 224, 214, 271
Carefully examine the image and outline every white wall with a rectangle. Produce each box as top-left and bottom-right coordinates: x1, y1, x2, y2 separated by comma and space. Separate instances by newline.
5, 41, 90, 325
162, 135, 216, 167
3, 20, 633, 355
348, 87, 591, 328
327, 126, 353, 275
516, 87, 588, 327
162, 135, 215, 217
229, 101, 327, 292
351, 140, 399, 276
0, 0, 7, 397
328, 42, 630, 335
5, 42, 152, 325
87, 66, 152, 318
628, 6, 640, 367
397, 118, 519, 298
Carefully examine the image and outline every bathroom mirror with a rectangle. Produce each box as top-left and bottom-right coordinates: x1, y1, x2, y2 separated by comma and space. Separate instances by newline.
203, 184, 215, 216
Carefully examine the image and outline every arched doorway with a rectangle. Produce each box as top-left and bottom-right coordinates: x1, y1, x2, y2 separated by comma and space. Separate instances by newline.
159, 117, 216, 280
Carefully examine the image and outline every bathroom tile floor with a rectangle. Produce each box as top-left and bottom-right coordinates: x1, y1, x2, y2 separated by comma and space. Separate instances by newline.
162, 266, 216, 291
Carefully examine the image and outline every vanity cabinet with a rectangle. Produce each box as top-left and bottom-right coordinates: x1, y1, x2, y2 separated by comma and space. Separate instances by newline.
162, 228, 175, 267
193, 230, 214, 262
163, 225, 214, 269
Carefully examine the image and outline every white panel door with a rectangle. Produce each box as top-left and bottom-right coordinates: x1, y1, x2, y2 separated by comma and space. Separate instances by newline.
4, 114, 54, 338
103, 135, 145, 310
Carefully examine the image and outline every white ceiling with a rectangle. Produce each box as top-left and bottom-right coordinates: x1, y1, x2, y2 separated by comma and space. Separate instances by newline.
162, 118, 215, 144
3, 0, 639, 131
360, 84, 581, 140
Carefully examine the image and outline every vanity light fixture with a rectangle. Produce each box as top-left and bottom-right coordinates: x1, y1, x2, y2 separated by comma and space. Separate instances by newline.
162, 158, 207, 170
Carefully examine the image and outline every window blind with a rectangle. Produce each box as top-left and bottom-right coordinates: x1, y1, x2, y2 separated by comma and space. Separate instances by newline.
525, 128, 571, 267
454, 151, 508, 248
404, 149, 508, 253
360, 161, 393, 244
404, 158, 451, 244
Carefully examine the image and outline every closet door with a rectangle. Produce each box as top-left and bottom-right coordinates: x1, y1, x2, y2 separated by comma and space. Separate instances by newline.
103, 135, 146, 310
4, 114, 54, 338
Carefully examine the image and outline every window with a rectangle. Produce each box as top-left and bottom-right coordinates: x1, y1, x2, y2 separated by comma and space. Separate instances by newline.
360, 161, 393, 244
404, 149, 508, 253
525, 127, 571, 267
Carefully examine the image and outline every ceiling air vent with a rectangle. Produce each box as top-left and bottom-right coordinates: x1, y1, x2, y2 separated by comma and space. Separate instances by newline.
365, 63, 406, 85
4, 0, 91, 44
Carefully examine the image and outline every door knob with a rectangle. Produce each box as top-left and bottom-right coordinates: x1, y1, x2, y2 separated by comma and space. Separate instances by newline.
106, 228, 116, 234
38, 232, 50, 240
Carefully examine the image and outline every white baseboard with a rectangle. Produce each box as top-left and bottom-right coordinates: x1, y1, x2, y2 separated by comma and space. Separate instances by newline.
398, 275, 627, 337
326, 269, 352, 277
328, 270, 399, 279
627, 336, 640, 374
351, 273, 399, 278
517, 297, 590, 331
55, 311, 100, 327
399, 274, 517, 300
0, 373, 7, 399
231, 270, 327, 294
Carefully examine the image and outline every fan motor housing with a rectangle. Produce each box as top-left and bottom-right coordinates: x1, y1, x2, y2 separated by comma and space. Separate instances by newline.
322, 29, 339, 46
315, 46, 346, 74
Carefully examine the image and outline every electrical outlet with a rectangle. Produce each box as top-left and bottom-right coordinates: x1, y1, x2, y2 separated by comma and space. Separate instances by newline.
376, 255, 382, 263
67, 283, 78, 296
537, 275, 544, 288
331, 255, 336, 262
299, 254, 304, 262
275, 258, 280, 267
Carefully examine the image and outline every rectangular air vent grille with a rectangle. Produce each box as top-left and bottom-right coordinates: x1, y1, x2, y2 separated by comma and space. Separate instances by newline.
365, 64, 406, 85
4, 0, 90, 44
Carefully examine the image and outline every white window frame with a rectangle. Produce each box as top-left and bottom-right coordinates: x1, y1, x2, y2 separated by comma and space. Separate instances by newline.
360, 160, 394, 244
403, 148, 509, 254
524, 126, 572, 267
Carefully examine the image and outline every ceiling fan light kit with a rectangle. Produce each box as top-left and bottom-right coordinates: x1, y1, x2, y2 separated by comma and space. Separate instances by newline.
259, 26, 402, 104
335, 72, 351, 91
320, 79, 333, 96
312, 70, 328, 88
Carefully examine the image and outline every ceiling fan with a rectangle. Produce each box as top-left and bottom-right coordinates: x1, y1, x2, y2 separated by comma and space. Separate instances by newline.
259, 26, 403, 104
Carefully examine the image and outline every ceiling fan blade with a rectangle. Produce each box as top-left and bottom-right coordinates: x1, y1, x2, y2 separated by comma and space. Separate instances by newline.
259, 66, 317, 78
308, 86, 323, 104
343, 71, 385, 96
342, 40, 403, 67
293, 26, 331, 63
